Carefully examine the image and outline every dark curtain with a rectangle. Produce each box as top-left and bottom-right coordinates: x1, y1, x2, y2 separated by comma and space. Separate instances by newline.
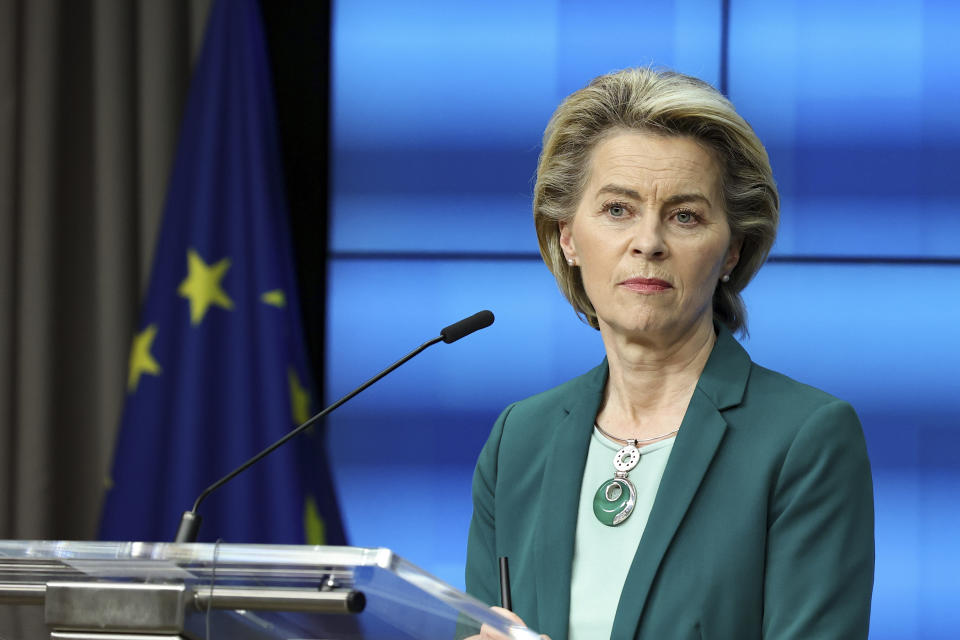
0, 0, 212, 541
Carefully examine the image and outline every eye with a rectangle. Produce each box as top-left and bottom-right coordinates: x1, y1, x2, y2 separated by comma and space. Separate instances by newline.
602, 201, 630, 218
674, 209, 699, 225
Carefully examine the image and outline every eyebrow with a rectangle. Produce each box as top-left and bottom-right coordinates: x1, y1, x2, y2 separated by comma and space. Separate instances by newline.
595, 184, 713, 207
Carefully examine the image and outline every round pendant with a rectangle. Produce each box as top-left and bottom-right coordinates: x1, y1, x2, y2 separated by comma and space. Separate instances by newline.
613, 444, 640, 472
593, 476, 637, 526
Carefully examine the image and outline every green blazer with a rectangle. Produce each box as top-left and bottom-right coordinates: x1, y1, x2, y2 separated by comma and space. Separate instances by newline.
465, 328, 874, 639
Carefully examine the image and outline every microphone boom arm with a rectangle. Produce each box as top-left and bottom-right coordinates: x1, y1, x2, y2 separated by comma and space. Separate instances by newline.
174, 335, 444, 543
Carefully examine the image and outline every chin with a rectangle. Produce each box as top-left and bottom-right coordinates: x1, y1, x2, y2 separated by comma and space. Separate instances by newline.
602, 313, 670, 337
601, 308, 712, 342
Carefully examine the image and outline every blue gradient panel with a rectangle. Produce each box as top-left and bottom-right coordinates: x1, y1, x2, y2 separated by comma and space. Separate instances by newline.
329, 1, 960, 638
331, 0, 720, 254
728, 0, 960, 258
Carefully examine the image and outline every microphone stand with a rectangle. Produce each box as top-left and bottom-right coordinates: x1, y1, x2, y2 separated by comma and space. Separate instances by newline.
174, 336, 444, 543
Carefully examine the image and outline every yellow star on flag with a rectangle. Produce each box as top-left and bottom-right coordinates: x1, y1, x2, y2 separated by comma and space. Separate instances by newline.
128, 324, 162, 392
288, 369, 311, 425
304, 495, 326, 545
261, 289, 286, 308
178, 248, 234, 325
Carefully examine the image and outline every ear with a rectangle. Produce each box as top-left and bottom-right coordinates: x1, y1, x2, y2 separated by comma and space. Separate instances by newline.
723, 235, 743, 275
559, 220, 577, 264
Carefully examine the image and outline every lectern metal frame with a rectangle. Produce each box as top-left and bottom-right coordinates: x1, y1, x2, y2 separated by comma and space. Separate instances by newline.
0, 541, 534, 640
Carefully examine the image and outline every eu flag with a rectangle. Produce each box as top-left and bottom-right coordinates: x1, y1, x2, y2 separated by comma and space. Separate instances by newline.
100, 0, 345, 545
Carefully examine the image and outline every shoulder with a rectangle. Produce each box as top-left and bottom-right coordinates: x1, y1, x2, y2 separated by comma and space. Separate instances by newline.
705, 331, 868, 478
725, 359, 870, 503
707, 327, 861, 437
475, 361, 605, 474
739, 362, 863, 440
497, 360, 607, 429
746, 362, 849, 411
752, 362, 867, 459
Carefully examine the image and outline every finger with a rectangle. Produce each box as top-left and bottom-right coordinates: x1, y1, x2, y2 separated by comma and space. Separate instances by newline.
477, 622, 513, 640
489, 606, 525, 626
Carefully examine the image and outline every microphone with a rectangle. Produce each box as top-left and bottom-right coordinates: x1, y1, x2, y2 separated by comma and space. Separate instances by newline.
441, 309, 494, 344
173, 310, 495, 543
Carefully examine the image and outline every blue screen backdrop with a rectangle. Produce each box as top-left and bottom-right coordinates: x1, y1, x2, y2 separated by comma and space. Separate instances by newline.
328, 1, 960, 637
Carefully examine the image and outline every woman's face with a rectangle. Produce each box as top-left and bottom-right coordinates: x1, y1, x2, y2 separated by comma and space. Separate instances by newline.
559, 131, 740, 342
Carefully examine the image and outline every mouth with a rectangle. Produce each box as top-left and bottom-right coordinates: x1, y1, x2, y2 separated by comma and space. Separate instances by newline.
619, 277, 673, 293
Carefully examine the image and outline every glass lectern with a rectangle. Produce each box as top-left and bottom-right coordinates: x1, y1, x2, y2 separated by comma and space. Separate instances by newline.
0, 541, 537, 639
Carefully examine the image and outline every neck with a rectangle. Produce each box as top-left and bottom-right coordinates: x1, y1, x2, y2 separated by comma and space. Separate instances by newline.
596, 316, 717, 439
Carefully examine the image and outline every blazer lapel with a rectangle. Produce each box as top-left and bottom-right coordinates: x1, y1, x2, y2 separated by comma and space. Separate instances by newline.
610, 328, 750, 639
534, 363, 607, 640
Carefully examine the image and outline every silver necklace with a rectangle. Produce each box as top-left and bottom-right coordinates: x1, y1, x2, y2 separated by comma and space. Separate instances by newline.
592, 422, 678, 527
593, 421, 679, 446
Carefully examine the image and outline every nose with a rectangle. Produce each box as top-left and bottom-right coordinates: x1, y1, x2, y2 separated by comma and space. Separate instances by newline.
629, 217, 667, 259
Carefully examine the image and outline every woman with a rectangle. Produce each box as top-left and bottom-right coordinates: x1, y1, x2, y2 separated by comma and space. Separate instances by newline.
464, 68, 874, 639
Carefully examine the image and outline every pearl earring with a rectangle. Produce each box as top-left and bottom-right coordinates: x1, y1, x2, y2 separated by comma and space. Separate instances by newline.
721, 274, 730, 283
567, 258, 575, 266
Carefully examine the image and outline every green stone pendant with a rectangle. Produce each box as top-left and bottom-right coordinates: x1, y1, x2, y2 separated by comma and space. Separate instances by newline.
594, 441, 640, 526
593, 476, 637, 526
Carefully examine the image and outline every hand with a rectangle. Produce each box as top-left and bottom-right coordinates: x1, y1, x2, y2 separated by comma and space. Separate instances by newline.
467, 606, 552, 640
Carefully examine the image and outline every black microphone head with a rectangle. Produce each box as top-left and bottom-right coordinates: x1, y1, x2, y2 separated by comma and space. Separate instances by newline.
440, 310, 494, 344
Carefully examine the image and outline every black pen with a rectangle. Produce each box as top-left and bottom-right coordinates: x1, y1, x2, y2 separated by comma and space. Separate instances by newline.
498, 556, 512, 611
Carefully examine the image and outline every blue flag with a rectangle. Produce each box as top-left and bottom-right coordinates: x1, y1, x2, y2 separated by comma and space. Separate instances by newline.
100, 0, 345, 545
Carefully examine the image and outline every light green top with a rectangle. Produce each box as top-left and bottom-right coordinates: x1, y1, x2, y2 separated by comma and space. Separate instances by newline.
568, 429, 675, 640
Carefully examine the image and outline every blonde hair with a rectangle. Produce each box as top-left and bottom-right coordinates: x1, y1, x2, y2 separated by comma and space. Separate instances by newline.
534, 68, 779, 335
